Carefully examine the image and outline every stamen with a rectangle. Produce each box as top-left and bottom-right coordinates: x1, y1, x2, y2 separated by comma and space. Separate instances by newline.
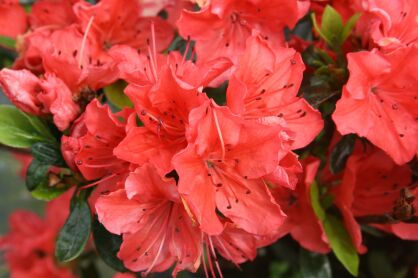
147, 44, 159, 83
208, 236, 224, 278
212, 107, 226, 160
150, 21, 158, 72
201, 237, 210, 278
79, 15, 95, 69
213, 237, 241, 269
205, 238, 217, 278
145, 231, 167, 276
180, 36, 191, 74
78, 173, 117, 190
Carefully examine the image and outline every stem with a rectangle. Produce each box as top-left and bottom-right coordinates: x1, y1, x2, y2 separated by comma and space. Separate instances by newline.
356, 214, 418, 224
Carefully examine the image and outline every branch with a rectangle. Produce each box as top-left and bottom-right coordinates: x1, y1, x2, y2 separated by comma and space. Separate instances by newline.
356, 214, 418, 224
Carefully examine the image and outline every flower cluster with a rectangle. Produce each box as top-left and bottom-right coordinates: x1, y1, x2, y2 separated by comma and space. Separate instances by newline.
0, 0, 417, 277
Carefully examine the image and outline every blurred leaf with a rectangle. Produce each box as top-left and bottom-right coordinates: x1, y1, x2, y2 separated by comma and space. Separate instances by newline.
299, 249, 332, 278
19, 0, 35, 4
92, 217, 127, 272
310, 181, 326, 221
31, 142, 66, 167
329, 134, 356, 174
316, 48, 335, 65
0, 105, 55, 148
104, 81, 133, 110
368, 251, 395, 278
321, 5, 344, 48
0, 36, 16, 49
311, 6, 357, 49
168, 35, 195, 59
270, 261, 290, 278
25, 159, 49, 191
323, 215, 359, 276
80, 260, 100, 278
341, 13, 361, 42
56, 196, 91, 262
204, 82, 228, 105
311, 14, 329, 45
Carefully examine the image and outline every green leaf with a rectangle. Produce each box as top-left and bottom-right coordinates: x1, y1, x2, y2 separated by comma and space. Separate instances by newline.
19, 0, 35, 4
104, 81, 133, 110
204, 82, 228, 105
270, 261, 290, 278
310, 181, 326, 221
31, 142, 66, 167
31, 179, 70, 201
323, 215, 359, 276
55, 197, 91, 262
0, 35, 16, 49
321, 5, 344, 47
25, 159, 50, 191
341, 13, 361, 43
310, 13, 330, 46
299, 249, 332, 278
92, 217, 127, 272
0, 105, 55, 148
329, 134, 356, 174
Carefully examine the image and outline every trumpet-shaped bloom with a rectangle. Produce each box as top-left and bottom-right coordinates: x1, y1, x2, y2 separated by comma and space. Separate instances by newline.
333, 47, 418, 165
96, 164, 202, 275
177, 0, 303, 66
73, 0, 174, 52
0, 69, 80, 130
333, 145, 414, 250
61, 99, 135, 180
173, 100, 287, 235
358, 0, 418, 49
273, 158, 331, 253
227, 36, 323, 149
0, 0, 27, 39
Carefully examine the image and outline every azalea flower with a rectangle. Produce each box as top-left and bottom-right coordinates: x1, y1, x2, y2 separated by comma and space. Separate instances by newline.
227, 36, 324, 150
332, 46, 418, 165
0, 0, 27, 39
0, 68, 80, 130
29, 0, 78, 29
73, 0, 174, 52
0, 190, 76, 278
173, 100, 287, 236
357, 0, 418, 50
177, 0, 305, 68
114, 48, 231, 175
273, 158, 331, 254
61, 99, 136, 210
96, 163, 281, 276
332, 145, 416, 250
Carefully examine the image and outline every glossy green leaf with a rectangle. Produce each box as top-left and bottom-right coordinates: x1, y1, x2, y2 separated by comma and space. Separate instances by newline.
300, 249, 332, 278
92, 217, 127, 272
104, 81, 133, 110
341, 13, 361, 42
31, 180, 70, 201
0, 36, 16, 49
323, 215, 359, 276
31, 142, 66, 167
311, 13, 330, 45
0, 105, 55, 148
310, 181, 326, 221
55, 197, 91, 262
25, 159, 49, 191
321, 5, 344, 47
329, 134, 356, 174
